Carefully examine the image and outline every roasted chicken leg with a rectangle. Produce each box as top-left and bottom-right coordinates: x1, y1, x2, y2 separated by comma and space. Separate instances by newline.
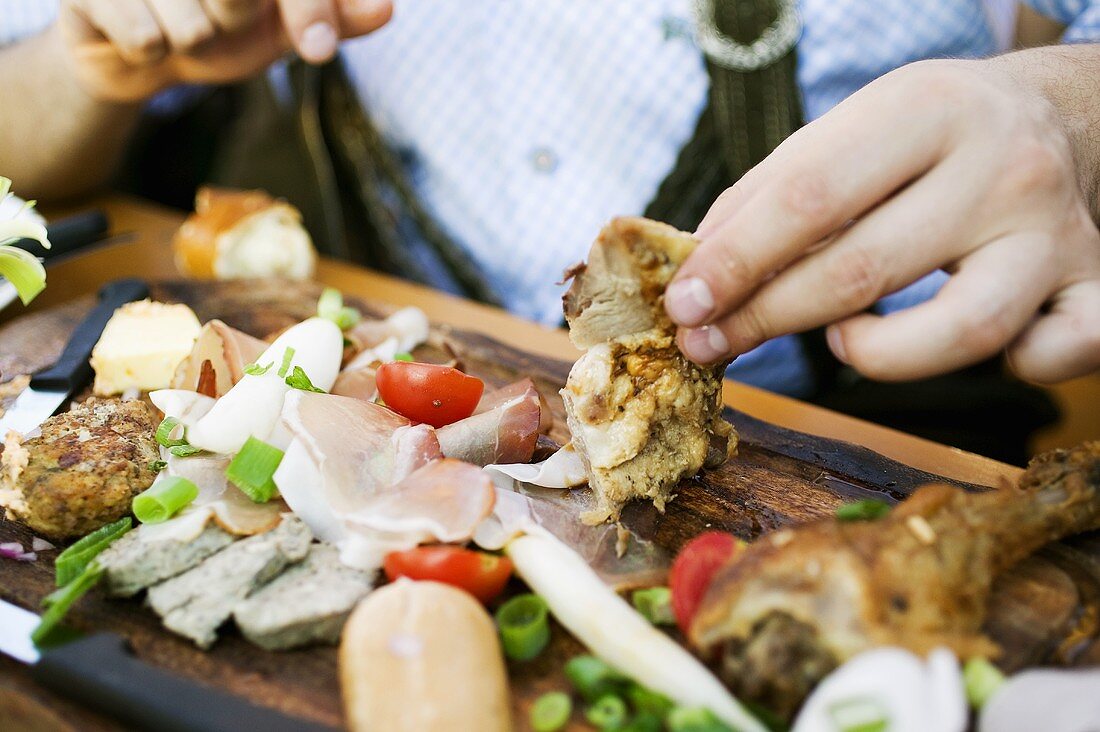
690, 442, 1100, 719
561, 217, 735, 524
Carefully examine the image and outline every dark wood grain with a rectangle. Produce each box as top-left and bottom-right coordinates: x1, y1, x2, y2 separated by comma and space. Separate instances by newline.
1, 281, 1097, 732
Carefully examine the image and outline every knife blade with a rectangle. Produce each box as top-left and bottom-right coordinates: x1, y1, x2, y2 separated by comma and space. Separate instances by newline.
0, 599, 334, 732
0, 210, 112, 312
0, 278, 149, 436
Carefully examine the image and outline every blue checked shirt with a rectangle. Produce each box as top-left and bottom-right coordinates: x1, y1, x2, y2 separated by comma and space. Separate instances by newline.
3, 1, 1098, 395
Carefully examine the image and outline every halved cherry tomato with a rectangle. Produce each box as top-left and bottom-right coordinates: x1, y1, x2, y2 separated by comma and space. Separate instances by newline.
375, 362, 484, 428
383, 546, 513, 604
669, 531, 745, 635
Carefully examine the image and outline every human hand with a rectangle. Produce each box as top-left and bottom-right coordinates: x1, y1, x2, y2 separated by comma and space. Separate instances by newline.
57, 0, 393, 102
665, 58, 1100, 384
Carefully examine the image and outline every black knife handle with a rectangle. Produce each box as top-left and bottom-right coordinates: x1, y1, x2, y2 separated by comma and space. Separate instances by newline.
32, 633, 334, 732
30, 278, 150, 392
12, 210, 110, 261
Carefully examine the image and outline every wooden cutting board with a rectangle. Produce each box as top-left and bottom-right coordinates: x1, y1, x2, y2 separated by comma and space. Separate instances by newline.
1, 280, 1098, 732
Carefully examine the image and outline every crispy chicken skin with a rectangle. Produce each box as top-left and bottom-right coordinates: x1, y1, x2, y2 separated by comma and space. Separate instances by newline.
690, 442, 1100, 719
0, 398, 160, 539
561, 217, 735, 524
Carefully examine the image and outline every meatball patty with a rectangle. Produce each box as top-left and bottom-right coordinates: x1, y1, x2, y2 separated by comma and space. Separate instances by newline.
1, 398, 160, 539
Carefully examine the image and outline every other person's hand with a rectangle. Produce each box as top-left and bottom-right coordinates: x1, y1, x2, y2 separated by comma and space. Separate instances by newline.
665, 59, 1100, 384
58, 0, 393, 102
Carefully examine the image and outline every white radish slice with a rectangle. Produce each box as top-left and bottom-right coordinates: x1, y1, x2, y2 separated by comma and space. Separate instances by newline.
793, 647, 966, 732
978, 668, 1100, 732
484, 443, 587, 489
186, 317, 343, 454
148, 389, 215, 427
506, 532, 766, 732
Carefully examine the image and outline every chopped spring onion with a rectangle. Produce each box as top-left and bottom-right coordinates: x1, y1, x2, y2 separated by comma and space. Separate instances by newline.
631, 587, 675, 626
494, 593, 550, 661
53, 517, 131, 587
963, 657, 1005, 709
836, 498, 892, 522
244, 361, 273, 376
627, 684, 675, 718
585, 694, 628, 730
155, 416, 188, 447
33, 562, 103, 645
565, 655, 629, 702
393, 352, 414, 362
150, 459, 168, 472
317, 287, 361, 330
132, 476, 199, 524
622, 712, 663, 731
531, 691, 573, 732
826, 696, 889, 732
168, 444, 203, 457
278, 347, 296, 378
284, 365, 326, 393
226, 436, 284, 503
666, 706, 736, 732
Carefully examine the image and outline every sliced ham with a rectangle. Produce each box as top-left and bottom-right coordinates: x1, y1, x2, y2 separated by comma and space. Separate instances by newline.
474, 483, 669, 591
171, 319, 267, 397
273, 391, 441, 543
344, 307, 430, 369
474, 377, 553, 435
331, 364, 378, 402
436, 381, 541, 467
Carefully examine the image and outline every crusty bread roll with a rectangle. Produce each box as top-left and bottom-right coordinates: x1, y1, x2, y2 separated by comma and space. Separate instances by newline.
339, 579, 513, 732
173, 187, 317, 280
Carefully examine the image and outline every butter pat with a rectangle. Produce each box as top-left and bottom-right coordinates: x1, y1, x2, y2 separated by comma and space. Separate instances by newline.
91, 300, 201, 396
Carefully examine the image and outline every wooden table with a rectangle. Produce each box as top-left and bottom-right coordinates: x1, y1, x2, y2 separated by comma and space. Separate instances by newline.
0, 194, 1034, 730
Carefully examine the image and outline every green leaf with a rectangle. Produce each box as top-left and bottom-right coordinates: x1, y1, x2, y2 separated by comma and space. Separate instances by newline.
0, 245, 47, 305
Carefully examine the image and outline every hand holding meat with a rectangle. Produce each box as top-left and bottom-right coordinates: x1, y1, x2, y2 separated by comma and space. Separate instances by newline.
666, 53, 1100, 384
57, 0, 393, 102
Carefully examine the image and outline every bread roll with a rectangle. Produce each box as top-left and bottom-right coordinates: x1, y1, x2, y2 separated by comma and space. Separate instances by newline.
173, 187, 317, 280
339, 579, 513, 732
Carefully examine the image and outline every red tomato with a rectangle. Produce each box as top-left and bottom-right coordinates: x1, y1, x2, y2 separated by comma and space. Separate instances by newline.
383, 546, 513, 604
669, 531, 745, 635
375, 362, 484, 428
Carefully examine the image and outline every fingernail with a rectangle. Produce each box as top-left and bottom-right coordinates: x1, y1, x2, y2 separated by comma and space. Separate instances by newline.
300, 21, 338, 63
682, 325, 730, 363
826, 325, 848, 364
666, 277, 715, 326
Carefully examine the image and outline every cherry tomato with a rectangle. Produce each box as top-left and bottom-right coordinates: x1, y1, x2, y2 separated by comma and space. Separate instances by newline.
669, 531, 745, 635
383, 546, 513, 604
375, 362, 484, 428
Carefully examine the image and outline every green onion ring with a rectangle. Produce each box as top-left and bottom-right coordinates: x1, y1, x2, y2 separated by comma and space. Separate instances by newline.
494, 593, 550, 661
132, 476, 199, 524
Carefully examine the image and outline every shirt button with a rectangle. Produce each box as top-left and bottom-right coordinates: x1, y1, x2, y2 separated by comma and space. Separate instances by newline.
531, 147, 559, 173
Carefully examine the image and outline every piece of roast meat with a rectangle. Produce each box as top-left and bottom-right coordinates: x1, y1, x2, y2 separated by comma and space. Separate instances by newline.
691, 442, 1100, 719
560, 217, 735, 524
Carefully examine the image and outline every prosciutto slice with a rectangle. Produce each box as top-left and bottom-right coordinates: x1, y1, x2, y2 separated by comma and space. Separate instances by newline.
171, 319, 267, 397
474, 483, 669, 591
436, 380, 542, 467
274, 391, 441, 543
344, 307, 430, 369
475, 378, 553, 435
331, 364, 378, 402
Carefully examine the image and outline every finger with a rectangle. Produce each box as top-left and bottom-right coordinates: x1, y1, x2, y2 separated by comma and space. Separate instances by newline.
695, 156, 991, 357
201, 0, 266, 33
1007, 280, 1100, 383
146, 0, 216, 53
823, 233, 1060, 381
666, 77, 951, 328
335, 0, 393, 38
277, 0, 340, 63
70, 0, 167, 65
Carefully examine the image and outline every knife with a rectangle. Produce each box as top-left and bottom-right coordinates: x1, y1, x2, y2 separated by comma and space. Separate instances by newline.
0, 598, 334, 732
0, 210, 112, 312
0, 278, 149, 436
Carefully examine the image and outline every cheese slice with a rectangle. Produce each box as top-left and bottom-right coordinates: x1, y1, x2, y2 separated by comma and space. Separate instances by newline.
91, 300, 202, 396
